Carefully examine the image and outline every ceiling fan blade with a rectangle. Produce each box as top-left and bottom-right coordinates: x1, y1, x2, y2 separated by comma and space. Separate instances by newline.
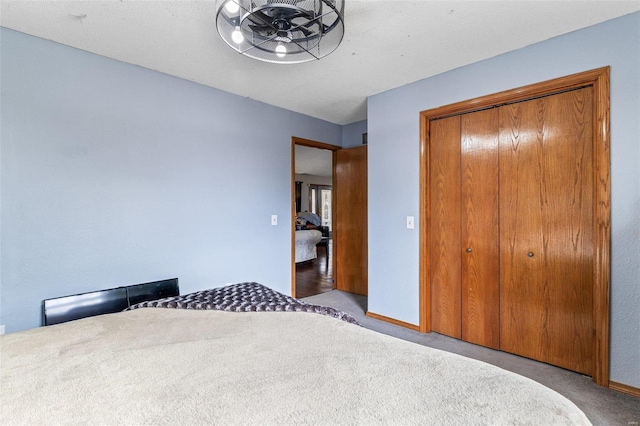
289, 9, 314, 20
248, 23, 270, 30
294, 25, 313, 37
249, 23, 275, 36
247, 10, 275, 28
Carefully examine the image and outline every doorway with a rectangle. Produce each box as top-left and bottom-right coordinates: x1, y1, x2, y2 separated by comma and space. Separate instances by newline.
291, 137, 369, 300
292, 138, 340, 299
309, 184, 332, 233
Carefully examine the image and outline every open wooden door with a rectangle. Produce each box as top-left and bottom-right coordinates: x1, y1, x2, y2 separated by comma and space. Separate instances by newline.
335, 146, 368, 295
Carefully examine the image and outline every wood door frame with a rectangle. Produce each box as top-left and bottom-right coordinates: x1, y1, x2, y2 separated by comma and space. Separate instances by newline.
291, 136, 341, 298
419, 67, 611, 386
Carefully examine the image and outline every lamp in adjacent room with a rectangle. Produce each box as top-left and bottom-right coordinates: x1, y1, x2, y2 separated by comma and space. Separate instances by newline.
216, 0, 345, 64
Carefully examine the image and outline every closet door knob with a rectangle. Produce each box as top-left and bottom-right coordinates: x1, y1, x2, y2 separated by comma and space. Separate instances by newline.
528, 252, 534, 257
466, 248, 472, 253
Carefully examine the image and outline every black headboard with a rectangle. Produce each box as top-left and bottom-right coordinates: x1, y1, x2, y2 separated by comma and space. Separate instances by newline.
43, 278, 179, 326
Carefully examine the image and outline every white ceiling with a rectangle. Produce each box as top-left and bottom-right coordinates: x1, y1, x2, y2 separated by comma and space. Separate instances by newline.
2, 1, 639, 125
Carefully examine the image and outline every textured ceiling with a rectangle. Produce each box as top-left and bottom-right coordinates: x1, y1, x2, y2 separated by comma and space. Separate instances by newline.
2, 1, 640, 125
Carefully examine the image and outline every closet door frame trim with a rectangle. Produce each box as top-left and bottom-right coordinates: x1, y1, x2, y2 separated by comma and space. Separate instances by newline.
419, 67, 611, 386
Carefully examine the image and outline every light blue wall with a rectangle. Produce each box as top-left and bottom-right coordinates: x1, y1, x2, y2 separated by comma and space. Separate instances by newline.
368, 12, 640, 387
341, 120, 367, 148
0, 28, 342, 333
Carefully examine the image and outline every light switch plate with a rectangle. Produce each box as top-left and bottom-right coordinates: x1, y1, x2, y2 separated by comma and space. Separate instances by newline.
406, 216, 415, 229
271, 215, 278, 226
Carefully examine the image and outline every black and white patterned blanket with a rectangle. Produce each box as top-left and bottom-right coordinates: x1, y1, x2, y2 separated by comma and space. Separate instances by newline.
128, 282, 359, 325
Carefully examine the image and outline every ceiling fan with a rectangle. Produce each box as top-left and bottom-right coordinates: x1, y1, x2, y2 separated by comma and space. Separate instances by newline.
216, 0, 345, 64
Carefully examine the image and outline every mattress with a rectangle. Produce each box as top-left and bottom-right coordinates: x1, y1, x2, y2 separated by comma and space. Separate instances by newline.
0, 307, 591, 425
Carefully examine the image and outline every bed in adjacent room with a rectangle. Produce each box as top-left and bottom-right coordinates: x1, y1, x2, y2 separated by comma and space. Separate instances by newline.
295, 229, 323, 262
295, 211, 324, 263
0, 282, 591, 425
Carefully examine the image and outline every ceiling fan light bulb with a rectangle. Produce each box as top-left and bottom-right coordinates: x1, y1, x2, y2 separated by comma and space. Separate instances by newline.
231, 27, 244, 44
275, 44, 287, 58
225, 0, 240, 14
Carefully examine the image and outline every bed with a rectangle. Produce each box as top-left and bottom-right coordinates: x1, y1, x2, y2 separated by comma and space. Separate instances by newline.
295, 229, 323, 262
1, 282, 591, 425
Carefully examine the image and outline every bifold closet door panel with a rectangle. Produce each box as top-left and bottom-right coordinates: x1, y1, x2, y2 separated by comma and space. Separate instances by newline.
460, 109, 500, 349
429, 115, 462, 339
498, 88, 594, 375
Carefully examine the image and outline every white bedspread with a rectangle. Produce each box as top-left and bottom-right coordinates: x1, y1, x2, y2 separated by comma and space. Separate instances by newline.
295, 229, 322, 263
0, 309, 591, 425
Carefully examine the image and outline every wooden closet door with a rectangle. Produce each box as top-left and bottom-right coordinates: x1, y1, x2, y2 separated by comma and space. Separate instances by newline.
429, 116, 462, 338
499, 88, 594, 375
460, 109, 500, 349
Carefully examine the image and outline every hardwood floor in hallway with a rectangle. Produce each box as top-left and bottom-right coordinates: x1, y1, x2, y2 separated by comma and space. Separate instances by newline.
295, 240, 333, 299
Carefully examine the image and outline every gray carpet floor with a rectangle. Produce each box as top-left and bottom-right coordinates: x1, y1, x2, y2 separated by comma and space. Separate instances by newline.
302, 290, 640, 426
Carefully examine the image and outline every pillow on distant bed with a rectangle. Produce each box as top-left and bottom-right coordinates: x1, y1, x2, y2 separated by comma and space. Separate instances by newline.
297, 212, 321, 226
